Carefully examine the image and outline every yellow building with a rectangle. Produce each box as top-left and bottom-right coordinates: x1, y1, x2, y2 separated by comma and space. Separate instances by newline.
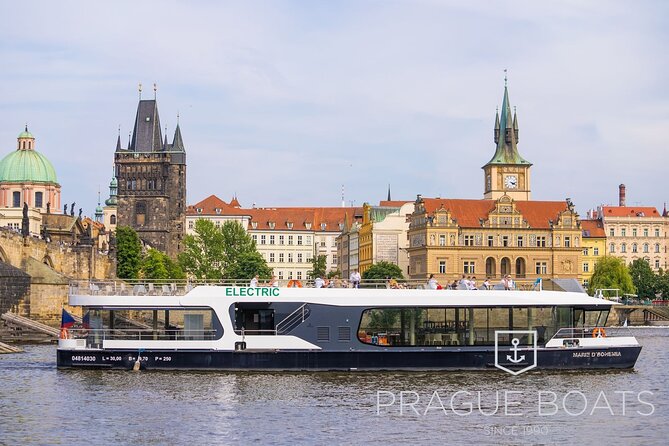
580, 219, 607, 286
407, 82, 582, 284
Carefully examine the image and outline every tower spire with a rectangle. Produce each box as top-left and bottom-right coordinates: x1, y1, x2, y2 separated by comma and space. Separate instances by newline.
115, 125, 122, 151
138, 82, 142, 100
387, 184, 391, 202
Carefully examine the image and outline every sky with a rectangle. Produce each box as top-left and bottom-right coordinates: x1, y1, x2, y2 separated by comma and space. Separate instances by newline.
0, 0, 667, 217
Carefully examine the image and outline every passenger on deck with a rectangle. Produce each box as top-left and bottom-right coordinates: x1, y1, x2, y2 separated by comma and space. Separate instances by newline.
314, 276, 325, 288
250, 275, 259, 287
350, 269, 361, 288
427, 274, 439, 290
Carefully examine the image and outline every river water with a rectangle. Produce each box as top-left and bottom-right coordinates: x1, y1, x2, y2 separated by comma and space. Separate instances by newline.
1, 328, 668, 446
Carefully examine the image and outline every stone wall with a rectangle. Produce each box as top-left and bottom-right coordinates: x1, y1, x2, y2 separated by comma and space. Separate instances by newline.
0, 262, 31, 315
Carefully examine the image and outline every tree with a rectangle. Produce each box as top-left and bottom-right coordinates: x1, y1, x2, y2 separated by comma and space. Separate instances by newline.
116, 226, 142, 279
588, 256, 635, 296
628, 259, 657, 298
308, 255, 327, 279
141, 248, 185, 281
326, 269, 341, 279
178, 219, 267, 280
656, 269, 669, 299
362, 261, 404, 281
225, 251, 272, 281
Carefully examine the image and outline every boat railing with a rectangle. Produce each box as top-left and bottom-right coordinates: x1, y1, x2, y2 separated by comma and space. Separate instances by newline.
275, 303, 311, 335
69, 277, 558, 296
549, 327, 620, 340
63, 328, 219, 343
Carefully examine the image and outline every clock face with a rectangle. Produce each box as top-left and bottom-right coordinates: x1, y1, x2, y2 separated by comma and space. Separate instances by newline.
504, 175, 518, 189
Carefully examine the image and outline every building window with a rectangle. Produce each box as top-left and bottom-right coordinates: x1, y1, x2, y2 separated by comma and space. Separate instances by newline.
536, 236, 546, 247
439, 234, 446, 246
260, 235, 266, 245
583, 263, 589, 273
135, 202, 146, 225
110, 215, 117, 225
269, 253, 275, 263
609, 228, 614, 237
501, 236, 509, 247
269, 235, 275, 245
463, 261, 475, 274
535, 262, 547, 275
333, 254, 338, 265
288, 235, 294, 245
252, 234, 257, 243
35, 191, 43, 208
621, 228, 626, 237
632, 228, 637, 237
594, 247, 599, 256
655, 244, 661, 253
439, 261, 446, 274
643, 228, 649, 237
583, 248, 589, 256
297, 235, 303, 245
610, 243, 615, 253
287, 253, 293, 263
279, 253, 284, 263
12, 191, 20, 208
632, 243, 638, 253
464, 235, 474, 246
297, 271, 302, 280
655, 228, 660, 237
297, 253, 303, 263
306, 236, 312, 245
321, 223, 327, 231
487, 235, 494, 247
621, 243, 627, 253
564, 236, 571, 248
251, 221, 258, 229
655, 260, 661, 269
643, 243, 649, 253
278, 271, 284, 280
517, 236, 523, 247
279, 235, 284, 245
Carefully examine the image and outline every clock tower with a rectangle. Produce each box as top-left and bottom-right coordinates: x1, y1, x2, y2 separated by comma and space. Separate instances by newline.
483, 80, 532, 201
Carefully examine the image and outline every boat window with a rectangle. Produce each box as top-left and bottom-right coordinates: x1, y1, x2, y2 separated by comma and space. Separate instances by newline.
81, 308, 223, 342
357, 306, 568, 347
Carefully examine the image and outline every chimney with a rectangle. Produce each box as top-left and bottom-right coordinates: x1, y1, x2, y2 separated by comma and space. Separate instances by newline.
619, 184, 626, 207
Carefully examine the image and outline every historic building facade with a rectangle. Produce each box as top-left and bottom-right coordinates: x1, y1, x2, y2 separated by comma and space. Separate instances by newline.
407, 83, 582, 283
114, 94, 186, 257
356, 201, 413, 275
580, 219, 607, 286
597, 185, 667, 271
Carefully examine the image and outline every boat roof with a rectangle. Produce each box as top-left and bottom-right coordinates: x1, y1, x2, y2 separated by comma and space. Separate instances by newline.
70, 286, 616, 309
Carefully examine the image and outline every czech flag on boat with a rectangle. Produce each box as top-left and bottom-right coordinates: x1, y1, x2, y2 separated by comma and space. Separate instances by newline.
61, 308, 75, 329
82, 311, 91, 329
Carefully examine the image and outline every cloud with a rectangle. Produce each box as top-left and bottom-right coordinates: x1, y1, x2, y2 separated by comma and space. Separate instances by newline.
0, 0, 667, 216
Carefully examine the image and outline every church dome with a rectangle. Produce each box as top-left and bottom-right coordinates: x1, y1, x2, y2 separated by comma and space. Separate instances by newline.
0, 129, 58, 184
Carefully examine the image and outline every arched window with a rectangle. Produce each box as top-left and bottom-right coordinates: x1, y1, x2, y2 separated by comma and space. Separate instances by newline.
643, 243, 649, 253
621, 243, 626, 253
135, 202, 146, 225
110, 214, 117, 225
515, 258, 526, 278
500, 257, 511, 276
12, 191, 20, 207
610, 243, 615, 253
655, 244, 661, 253
485, 257, 496, 278
35, 191, 43, 208
632, 243, 638, 253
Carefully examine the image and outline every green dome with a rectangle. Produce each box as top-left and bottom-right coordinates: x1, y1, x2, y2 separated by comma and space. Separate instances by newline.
18, 129, 34, 139
0, 149, 58, 184
95, 204, 103, 214
110, 177, 117, 187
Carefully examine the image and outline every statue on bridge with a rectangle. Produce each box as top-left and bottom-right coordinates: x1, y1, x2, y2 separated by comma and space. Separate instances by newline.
78, 208, 82, 219
70, 202, 75, 217
64, 203, 68, 215
21, 202, 29, 237
46, 202, 51, 214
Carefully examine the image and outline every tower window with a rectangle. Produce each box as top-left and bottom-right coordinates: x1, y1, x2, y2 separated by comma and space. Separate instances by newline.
35, 192, 43, 208
135, 202, 146, 225
12, 191, 20, 208
110, 215, 117, 225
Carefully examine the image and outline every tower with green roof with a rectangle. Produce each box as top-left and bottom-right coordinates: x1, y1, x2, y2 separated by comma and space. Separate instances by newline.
482, 79, 532, 201
0, 126, 62, 214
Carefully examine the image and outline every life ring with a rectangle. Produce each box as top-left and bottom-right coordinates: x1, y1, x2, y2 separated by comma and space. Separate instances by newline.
59, 328, 69, 340
592, 327, 606, 338
287, 280, 303, 288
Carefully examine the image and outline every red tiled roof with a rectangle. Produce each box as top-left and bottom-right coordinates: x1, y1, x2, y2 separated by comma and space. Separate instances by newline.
379, 200, 412, 207
420, 198, 570, 229
601, 206, 660, 217
580, 219, 606, 238
247, 207, 362, 231
187, 195, 250, 216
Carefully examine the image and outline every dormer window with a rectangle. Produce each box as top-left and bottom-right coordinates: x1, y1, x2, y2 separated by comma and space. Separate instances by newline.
251, 221, 258, 229
321, 222, 327, 231
196, 208, 202, 214
339, 222, 344, 230
269, 221, 276, 229
287, 222, 293, 229
215, 208, 221, 215
305, 222, 312, 230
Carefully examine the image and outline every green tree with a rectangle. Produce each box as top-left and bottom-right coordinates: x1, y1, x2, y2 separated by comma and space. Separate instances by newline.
178, 219, 266, 280
628, 259, 657, 298
656, 269, 669, 299
308, 255, 327, 279
588, 256, 635, 296
362, 261, 404, 281
116, 226, 142, 279
141, 248, 186, 281
225, 251, 272, 281
326, 269, 341, 279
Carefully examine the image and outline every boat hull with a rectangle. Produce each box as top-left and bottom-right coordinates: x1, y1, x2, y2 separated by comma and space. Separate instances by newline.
57, 345, 642, 371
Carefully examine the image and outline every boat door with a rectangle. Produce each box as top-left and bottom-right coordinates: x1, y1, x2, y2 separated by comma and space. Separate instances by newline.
235, 305, 275, 334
